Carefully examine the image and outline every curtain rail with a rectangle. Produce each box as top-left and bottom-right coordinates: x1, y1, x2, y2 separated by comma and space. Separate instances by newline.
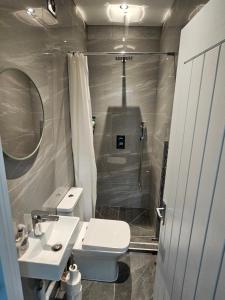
69, 51, 176, 56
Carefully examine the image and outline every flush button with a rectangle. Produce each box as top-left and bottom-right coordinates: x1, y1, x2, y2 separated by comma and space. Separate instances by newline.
117, 135, 125, 149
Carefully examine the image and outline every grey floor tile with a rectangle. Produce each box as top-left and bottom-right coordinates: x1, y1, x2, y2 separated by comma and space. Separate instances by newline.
129, 224, 155, 239
95, 206, 120, 220
81, 252, 156, 300
82, 280, 115, 300
127, 252, 156, 300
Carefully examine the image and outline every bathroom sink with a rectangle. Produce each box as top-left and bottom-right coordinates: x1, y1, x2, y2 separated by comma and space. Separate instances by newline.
19, 216, 80, 280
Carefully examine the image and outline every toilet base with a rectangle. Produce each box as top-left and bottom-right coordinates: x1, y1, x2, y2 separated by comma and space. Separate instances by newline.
73, 253, 119, 282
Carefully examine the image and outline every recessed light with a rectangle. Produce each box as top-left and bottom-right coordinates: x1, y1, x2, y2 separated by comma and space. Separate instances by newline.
27, 7, 35, 15
106, 3, 145, 24
107, 4, 145, 24
120, 4, 129, 11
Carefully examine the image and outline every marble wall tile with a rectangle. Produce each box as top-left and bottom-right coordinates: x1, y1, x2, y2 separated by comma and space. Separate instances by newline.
0, 0, 86, 227
0, 3, 86, 298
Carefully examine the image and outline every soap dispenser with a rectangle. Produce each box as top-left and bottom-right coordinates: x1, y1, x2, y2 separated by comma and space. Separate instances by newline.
15, 224, 29, 257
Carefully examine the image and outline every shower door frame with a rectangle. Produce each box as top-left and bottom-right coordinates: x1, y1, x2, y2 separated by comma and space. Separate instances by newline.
0, 139, 24, 300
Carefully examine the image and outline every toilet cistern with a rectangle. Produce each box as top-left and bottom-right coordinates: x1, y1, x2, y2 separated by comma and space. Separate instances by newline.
31, 210, 59, 237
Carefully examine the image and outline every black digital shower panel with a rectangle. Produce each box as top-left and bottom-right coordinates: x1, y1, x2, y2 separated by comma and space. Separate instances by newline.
117, 135, 125, 149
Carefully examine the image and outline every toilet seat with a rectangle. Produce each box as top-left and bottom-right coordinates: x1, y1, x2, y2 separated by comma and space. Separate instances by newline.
82, 218, 130, 252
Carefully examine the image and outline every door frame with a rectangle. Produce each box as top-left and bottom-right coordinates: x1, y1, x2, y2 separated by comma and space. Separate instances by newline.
0, 139, 24, 300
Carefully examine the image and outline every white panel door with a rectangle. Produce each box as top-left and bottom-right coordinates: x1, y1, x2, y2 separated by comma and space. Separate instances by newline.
0, 261, 7, 300
182, 43, 225, 300
170, 46, 220, 300
154, 58, 193, 300
165, 54, 205, 298
195, 126, 225, 299
154, 0, 225, 299
214, 252, 225, 300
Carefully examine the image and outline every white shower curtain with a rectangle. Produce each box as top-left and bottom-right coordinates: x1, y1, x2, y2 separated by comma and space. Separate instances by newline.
68, 53, 97, 221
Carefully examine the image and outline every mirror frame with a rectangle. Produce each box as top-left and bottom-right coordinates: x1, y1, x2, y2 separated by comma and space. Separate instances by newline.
0, 68, 45, 161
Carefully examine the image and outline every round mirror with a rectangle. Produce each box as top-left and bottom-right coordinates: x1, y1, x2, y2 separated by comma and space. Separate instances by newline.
0, 69, 44, 160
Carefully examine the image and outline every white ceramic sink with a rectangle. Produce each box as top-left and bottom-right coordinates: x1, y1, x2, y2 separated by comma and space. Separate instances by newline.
19, 216, 80, 280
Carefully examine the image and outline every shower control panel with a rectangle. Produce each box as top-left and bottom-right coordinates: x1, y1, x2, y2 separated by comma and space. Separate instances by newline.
117, 135, 125, 149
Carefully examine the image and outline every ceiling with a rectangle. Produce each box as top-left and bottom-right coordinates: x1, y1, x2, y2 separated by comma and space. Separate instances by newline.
74, 0, 174, 26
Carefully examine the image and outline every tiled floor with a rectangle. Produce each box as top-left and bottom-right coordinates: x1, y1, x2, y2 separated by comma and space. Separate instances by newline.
82, 252, 157, 300
81, 207, 157, 300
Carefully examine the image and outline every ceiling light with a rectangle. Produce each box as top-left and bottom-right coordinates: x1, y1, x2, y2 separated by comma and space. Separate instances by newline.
15, 7, 58, 27
107, 4, 145, 24
27, 8, 35, 15
120, 4, 129, 11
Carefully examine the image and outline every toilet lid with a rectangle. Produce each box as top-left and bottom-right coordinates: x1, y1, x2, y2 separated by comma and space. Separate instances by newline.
82, 218, 130, 252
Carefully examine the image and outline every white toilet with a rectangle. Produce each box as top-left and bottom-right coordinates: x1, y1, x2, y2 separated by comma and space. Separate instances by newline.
56, 187, 130, 282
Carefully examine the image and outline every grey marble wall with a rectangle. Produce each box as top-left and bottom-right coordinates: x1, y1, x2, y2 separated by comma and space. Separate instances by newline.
88, 26, 161, 217
151, 0, 209, 210
0, 0, 86, 225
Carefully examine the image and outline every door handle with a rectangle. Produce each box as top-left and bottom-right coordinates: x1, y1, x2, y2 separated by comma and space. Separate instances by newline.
156, 202, 166, 225
156, 207, 165, 219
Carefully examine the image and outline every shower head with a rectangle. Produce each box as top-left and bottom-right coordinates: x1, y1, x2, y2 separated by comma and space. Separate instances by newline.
115, 56, 133, 62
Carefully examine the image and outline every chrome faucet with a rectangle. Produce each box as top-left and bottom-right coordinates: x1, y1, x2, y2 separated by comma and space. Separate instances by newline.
31, 210, 59, 237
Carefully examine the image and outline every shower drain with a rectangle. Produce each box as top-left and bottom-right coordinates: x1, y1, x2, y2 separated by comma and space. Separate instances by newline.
51, 243, 63, 252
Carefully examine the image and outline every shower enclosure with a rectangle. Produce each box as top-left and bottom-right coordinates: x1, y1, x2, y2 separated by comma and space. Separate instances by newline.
85, 47, 175, 250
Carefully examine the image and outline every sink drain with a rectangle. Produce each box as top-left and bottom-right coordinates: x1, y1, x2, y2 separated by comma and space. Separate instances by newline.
51, 244, 62, 252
